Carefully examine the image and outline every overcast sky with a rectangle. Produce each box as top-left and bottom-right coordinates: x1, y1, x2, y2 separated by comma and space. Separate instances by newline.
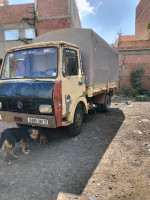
9, 0, 140, 44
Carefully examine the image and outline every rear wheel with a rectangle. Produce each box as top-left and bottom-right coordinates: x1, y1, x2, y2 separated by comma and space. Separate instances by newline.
68, 106, 83, 136
101, 94, 111, 112
96, 104, 102, 113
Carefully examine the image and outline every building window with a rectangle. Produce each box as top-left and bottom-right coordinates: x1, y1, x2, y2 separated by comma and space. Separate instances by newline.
25, 28, 35, 39
5, 30, 19, 40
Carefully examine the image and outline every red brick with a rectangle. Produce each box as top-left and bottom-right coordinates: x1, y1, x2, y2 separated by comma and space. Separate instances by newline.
135, 0, 150, 40
36, 18, 71, 36
118, 54, 150, 90
115, 40, 150, 50
0, 0, 80, 38
37, 0, 68, 18
0, 4, 34, 24
136, 0, 150, 19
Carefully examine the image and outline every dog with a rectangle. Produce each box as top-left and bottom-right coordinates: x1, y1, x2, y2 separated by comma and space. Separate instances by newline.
40, 133, 48, 145
0, 128, 39, 160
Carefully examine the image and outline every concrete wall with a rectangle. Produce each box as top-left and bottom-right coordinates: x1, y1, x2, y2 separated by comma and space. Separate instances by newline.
0, 23, 33, 57
0, 4, 34, 58
69, 0, 81, 28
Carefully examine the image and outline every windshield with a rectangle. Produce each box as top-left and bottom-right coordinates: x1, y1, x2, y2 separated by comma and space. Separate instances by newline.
1, 47, 58, 79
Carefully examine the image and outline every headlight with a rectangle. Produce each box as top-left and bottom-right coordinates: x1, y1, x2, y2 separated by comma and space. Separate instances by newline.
0, 102, 2, 109
39, 105, 52, 114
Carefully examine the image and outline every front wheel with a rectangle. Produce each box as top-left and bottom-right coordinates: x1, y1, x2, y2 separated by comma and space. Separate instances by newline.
68, 106, 83, 136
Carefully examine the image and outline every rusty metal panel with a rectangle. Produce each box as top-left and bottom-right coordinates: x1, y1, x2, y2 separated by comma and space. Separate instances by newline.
33, 28, 119, 87
0, 111, 56, 128
53, 81, 62, 127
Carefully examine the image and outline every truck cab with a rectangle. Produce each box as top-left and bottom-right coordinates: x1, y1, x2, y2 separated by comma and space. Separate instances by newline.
0, 42, 88, 135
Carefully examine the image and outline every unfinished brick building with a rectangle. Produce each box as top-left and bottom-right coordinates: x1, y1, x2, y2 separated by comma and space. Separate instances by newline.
114, 0, 150, 91
0, 0, 81, 58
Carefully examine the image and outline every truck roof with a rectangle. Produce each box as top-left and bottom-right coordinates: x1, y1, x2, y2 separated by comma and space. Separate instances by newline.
4, 41, 80, 54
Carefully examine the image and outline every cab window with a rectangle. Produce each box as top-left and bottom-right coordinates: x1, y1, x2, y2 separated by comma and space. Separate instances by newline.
63, 49, 78, 77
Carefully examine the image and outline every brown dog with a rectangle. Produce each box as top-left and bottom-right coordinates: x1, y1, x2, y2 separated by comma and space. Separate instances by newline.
0, 128, 39, 160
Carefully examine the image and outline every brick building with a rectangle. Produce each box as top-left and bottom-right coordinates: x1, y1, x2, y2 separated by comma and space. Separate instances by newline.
136, 0, 150, 40
114, 0, 150, 91
0, 0, 81, 58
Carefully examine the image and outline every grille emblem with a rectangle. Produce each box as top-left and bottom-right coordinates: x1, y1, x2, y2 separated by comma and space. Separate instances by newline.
17, 101, 23, 109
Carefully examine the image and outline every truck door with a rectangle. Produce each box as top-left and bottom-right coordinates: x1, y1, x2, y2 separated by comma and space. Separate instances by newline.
61, 47, 85, 116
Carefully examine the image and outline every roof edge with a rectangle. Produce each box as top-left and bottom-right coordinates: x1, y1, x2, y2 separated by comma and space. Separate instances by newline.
4, 41, 80, 54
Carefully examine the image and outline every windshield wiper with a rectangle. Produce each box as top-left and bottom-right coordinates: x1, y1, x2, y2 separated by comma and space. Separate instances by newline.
23, 76, 41, 82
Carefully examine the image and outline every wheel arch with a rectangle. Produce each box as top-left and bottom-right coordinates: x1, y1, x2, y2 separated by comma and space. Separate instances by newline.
67, 97, 88, 123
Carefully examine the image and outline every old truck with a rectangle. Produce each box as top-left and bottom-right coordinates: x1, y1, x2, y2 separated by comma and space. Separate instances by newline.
0, 28, 119, 136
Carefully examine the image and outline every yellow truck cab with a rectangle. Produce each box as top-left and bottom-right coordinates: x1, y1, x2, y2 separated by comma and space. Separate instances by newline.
0, 28, 119, 136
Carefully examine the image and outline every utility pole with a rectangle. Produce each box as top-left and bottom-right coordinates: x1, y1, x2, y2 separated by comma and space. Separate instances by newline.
117, 29, 123, 47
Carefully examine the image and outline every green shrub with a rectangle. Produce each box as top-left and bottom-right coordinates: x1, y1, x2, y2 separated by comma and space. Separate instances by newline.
147, 23, 150, 30
121, 87, 138, 97
130, 66, 145, 93
146, 90, 150, 96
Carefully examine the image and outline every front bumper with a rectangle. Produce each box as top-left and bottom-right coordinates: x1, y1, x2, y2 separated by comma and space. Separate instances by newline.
0, 111, 56, 128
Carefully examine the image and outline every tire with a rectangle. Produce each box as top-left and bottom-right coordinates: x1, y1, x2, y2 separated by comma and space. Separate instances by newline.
101, 94, 111, 113
96, 104, 102, 113
68, 106, 83, 136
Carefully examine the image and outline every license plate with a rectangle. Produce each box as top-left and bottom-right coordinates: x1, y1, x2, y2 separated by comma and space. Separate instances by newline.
28, 117, 48, 125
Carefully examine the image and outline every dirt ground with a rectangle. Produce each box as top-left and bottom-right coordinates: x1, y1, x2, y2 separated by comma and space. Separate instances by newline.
58, 96, 150, 200
0, 96, 150, 200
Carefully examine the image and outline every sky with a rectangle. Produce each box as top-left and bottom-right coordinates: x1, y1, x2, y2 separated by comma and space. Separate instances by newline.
8, 0, 140, 44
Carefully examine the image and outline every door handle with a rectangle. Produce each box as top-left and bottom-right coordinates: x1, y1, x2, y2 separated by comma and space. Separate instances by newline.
66, 95, 71, 102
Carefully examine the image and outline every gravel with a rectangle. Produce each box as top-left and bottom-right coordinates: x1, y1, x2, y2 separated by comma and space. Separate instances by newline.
0, 97, 149, 200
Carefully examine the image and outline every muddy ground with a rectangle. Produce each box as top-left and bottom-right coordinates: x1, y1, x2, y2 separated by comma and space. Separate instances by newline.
0, 96, 150, 200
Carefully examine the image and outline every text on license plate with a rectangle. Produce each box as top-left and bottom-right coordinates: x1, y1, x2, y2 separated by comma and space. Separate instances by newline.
28, 118, 48, 125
